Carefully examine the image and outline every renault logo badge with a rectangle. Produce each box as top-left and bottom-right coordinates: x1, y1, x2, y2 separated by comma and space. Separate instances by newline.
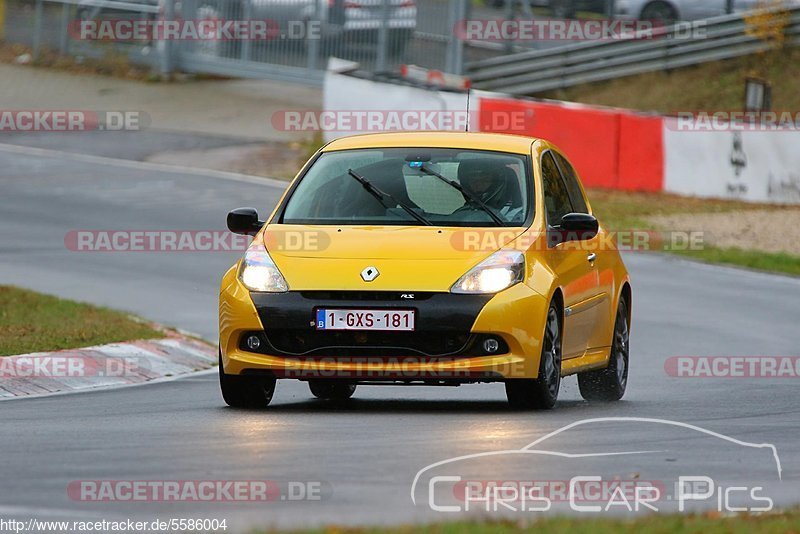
361, 266, 379, 282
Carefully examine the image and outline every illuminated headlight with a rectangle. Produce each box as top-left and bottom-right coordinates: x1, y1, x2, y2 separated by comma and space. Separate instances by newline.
238, 244, 288, 292
451, 250, 525, 294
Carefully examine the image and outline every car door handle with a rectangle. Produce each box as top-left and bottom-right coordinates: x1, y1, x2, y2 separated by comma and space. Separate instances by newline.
587, 253, 597, 263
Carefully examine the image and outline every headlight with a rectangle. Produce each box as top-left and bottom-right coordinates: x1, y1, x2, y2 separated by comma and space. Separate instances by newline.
451, 250, 525, 294
238, 244, 289, 292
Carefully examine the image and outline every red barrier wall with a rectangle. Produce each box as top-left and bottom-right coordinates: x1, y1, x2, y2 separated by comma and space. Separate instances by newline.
479, 97, 663, 191
616, 113, 664, 191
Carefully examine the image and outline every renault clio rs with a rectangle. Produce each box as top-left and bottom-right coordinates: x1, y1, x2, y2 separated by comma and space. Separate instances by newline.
218, 132, 632, 409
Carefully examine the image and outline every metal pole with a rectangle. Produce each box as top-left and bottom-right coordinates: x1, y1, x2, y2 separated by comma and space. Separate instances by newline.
725, 0, 734, 14
606, 0, 615, 18
446, 0, 466, 73
160, 0, 174, 79
505, 0, 514, 53
33, 0, 44, 60
59, 2, 70, 55
451, 0, 466, 75
242, 0, 252, 61
376, 0, 389, 72
306, 0, 320, 71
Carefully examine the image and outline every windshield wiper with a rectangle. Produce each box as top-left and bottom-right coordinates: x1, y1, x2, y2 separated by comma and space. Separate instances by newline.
347, 169, 433, 226
418, 165, 505, 226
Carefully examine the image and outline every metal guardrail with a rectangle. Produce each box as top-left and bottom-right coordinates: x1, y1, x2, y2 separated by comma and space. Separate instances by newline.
466, 6, 800, 95
13, 0, 468, 85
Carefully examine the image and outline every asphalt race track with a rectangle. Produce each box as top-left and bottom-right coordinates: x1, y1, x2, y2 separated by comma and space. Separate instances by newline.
1, 135, 799, 530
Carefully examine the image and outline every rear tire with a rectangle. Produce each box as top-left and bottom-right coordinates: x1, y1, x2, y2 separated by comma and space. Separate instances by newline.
578, 298, 629, 401
219, 352, 276, 408
506, 302, 562, 410
309, 380, 357, 401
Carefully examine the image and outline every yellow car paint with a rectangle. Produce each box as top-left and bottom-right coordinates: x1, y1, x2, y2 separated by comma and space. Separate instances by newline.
219, 132, 631, 383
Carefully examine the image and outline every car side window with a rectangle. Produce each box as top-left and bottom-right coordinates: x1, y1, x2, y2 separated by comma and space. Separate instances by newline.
555, 153, 589, 214
541, 151, 573, 226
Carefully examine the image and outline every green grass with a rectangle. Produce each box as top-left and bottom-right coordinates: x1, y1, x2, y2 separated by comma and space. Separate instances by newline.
278, 510, 800, 534
538, 47, 800, 114
672, 247, 800, 277
587, 188, 800, 277
0, 286, 164, 356
587, 188, 769, 230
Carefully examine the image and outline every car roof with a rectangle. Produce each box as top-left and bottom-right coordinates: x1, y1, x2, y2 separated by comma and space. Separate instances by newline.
322, 132, 539, 155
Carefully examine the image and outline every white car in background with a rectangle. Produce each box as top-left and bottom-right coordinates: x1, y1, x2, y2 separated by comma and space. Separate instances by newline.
614, 0, 770, 25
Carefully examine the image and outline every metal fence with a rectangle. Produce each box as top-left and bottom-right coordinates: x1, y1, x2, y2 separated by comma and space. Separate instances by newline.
7, 0, 796, 90
6, 0, 475, 84
467, 5, 800, 95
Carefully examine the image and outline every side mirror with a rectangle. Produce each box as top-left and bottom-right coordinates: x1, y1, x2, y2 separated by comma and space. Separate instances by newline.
550, 213, 599, 245
227, 207, 264, 236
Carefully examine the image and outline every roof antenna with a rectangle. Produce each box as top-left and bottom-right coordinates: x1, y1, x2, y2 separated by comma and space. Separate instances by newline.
465, 87, 471, 133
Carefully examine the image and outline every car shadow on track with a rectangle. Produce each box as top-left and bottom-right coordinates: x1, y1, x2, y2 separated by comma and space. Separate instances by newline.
221, 398, 614, 414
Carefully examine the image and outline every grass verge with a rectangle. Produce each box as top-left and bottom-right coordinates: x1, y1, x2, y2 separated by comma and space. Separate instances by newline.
587, 188, 800, 277
670, 247, 800, 277
282, 509, 800, 534
0, 286, 164, 356
538, 47, 800, 113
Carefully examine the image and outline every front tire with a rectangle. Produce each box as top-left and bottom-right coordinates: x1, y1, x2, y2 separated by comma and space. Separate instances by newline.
506, 302, 562, 410
309, 380, 356, 401
219, 352, 276, 408
578, 298, 629, 402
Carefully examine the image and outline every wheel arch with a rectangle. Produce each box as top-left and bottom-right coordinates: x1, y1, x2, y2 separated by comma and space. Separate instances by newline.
551, 286, 565, 331
619, 281, 632, 328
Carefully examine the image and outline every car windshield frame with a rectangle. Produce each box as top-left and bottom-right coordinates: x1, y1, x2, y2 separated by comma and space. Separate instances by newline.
273, 147, 535, 228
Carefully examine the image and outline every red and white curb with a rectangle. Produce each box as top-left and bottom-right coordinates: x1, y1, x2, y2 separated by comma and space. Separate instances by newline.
0, 336, 216, 399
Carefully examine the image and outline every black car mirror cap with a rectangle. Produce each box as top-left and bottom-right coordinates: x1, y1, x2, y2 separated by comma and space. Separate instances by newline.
227, 207, 264, 236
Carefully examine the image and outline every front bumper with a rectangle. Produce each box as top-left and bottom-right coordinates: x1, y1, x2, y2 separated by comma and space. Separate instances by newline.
219, 265, 547, 381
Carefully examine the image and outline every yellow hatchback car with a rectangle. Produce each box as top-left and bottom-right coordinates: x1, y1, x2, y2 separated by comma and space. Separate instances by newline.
219, 132, 631, 409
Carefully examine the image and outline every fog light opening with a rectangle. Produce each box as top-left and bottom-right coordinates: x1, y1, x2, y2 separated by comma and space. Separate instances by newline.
483, 338, 500, 354
246, 335, 262, 351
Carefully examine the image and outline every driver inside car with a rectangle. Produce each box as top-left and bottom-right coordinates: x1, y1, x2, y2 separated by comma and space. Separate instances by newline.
456, 159, 525, 223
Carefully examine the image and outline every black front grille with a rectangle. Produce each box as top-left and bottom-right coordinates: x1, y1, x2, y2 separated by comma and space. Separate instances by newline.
241, 330, 508, 359
266, 329, 469, 357
247, 291, 498, 358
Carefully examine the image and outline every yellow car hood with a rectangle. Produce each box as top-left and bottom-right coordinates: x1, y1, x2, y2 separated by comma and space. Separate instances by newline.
264, 225, 527, 292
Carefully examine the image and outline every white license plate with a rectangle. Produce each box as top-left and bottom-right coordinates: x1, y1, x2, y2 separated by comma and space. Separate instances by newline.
315, 309, 415, 331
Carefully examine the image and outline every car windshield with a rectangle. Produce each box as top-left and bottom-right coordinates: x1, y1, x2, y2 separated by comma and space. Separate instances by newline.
281, 148, 531, 227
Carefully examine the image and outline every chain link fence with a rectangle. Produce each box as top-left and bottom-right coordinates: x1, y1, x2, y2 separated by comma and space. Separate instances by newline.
3, 0, 483, 83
